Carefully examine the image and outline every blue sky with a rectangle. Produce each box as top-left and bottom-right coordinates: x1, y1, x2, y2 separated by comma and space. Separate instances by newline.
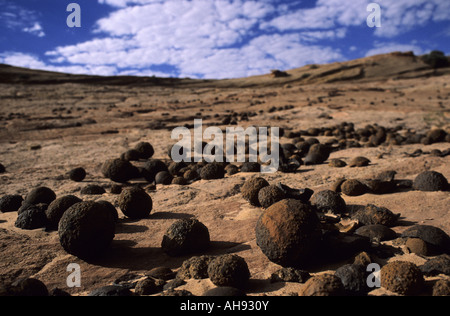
1, 0, 449, 79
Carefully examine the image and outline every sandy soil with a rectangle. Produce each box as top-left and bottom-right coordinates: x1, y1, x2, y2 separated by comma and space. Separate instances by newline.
0, 53, 449, 296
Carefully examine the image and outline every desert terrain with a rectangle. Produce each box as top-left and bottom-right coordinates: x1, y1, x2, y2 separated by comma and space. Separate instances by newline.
0, 51, 449, 296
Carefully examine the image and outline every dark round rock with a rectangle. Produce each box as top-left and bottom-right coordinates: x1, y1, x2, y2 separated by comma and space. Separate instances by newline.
351, 204, 399, 227
405, 238, 428, 256
155, 171, 173, 185
241, 177, 269, 206
168, 161, 188, 176
413, 171, 448, 192
363, 179, 396, 194
200, 162, 225, 180
353, 251, 372, 267
380, 261, 424, 295
88, 285, 132, 296
24, 186, 56, 205
18, 202, 48, 215
134, 277, 165, 296
328, 159, 347, 168
163, 278, 186, 291
102, 158, 137, 183
68, 167, 86, 182
354, 224, 397, 242
172, 176, 187, 185
207, 254, 250, 289
14, 207, 48, 230
96, 200, 119, 222
304, 143, 330, 165
161, 219, 210, 256
58, 201, 116, 260
144, 159, 169, 182
0, 163, 5, 173
225, 164, 239, 175
240, 162, 260, 173
341, 179, 368, 196
80, 184, 105, 195
45, 195, 82, 230
300, 274, 345, 296
304, 152, 326, 165
348, 156, 371, 167
134, 142, 154, 159
120, 149, 141, 161
401, 225, 450, 255
110, 184, 122, 194
296, 141, 310, 155
330, 178, 346, 193
432, 279, 450, 296
420, 254, 450, 276
376, 170, 397, 182
147, 266, 176, 281
426, 129, 447, 143
269, 267, 311, 283
177, 255, 215, 279
117, 186, 152, 219
184, 169, 200, 182
257, 185, 286, 209
202, 286, 246, 296
335, 264, 369, 295
0, 194, 23, 213
10, 278, 49, 296
311, 190, 346, 214
255, 199, 322, 267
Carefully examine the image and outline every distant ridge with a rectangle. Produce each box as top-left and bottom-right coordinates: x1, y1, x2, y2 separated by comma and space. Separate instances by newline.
1, 51, 449, 88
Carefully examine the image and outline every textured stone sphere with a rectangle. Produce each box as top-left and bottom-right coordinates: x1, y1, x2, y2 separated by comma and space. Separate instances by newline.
58, 201, 116, 260
255, 199, 322, 267
380, 261, 424, 295
117, 186, 152, 219
241, 177, 269, 207
161, 219, 210, 256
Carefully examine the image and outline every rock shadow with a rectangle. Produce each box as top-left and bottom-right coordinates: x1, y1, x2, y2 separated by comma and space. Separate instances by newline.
90, 240, 250, 271
205, 241, 252, 256
150, 212, 195, 220
90, 242, 186, 271
245, 278, 286, 294
115, 223, 149, 234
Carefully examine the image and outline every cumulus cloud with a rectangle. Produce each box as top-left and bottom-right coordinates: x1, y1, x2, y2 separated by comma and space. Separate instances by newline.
0, 2, 46, 37
3, 0, 449, 78
23, 22, 45, 38
373, 0, 442, 38
46, 0, 346, 78
0, 52, 117, 76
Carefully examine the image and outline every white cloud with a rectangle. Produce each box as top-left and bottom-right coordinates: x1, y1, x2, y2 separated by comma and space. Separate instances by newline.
5, 0, 447, 79
374, 0, 450, 38
0, 52, 47, 70
98, 0, 160, 8
45, 0, 345, 79
0, 52, 117, 76
23, 22, 45, 38
0, 3, 46, 37
262, 0, 450, 39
